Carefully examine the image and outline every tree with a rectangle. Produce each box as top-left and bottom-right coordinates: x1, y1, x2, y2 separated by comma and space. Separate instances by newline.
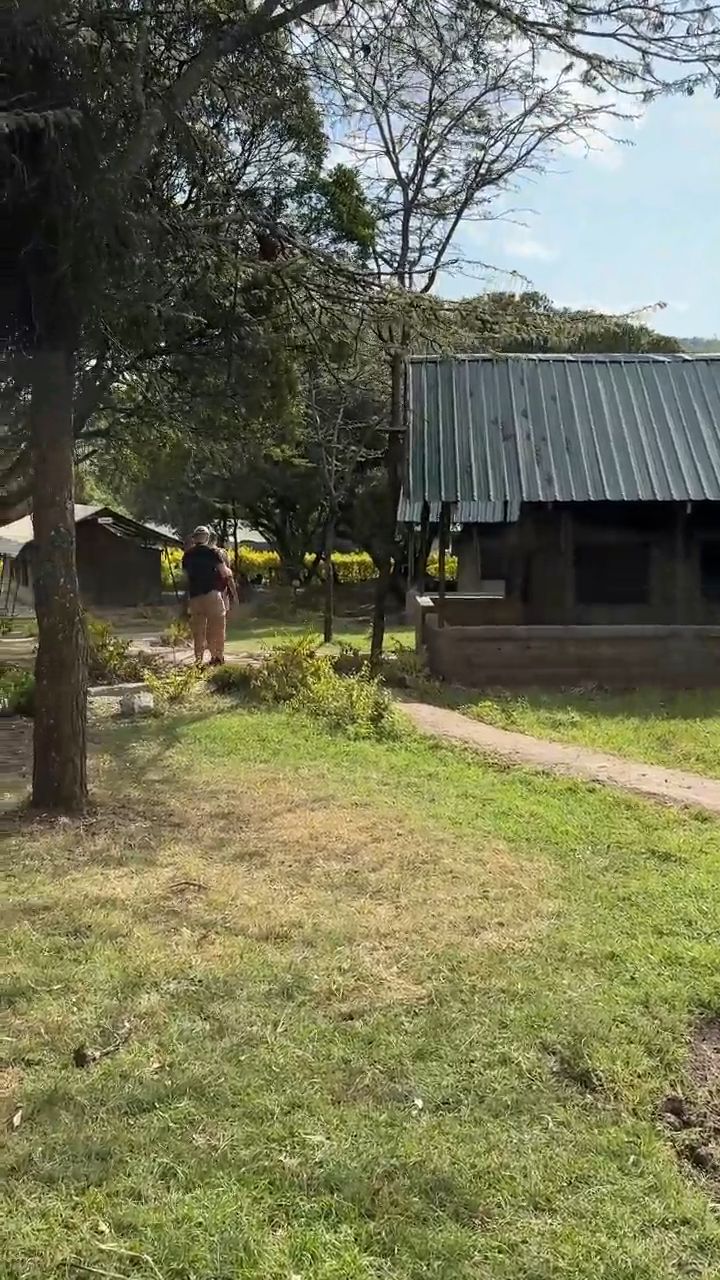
309, 0, 720, 659
0, 0, 337, 811
311, 0, 630, 658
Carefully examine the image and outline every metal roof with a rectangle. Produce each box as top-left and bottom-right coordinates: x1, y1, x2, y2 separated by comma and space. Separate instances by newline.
0, 504, 181, 559
403, 354, 720, 520
396, 498, 520, 524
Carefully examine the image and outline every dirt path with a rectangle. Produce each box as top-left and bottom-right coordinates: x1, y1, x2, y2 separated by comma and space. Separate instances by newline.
402, 700, 720, 815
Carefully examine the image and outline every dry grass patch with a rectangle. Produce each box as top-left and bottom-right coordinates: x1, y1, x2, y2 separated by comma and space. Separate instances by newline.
9, 708, 720, 1278
4, 762, 550, 1040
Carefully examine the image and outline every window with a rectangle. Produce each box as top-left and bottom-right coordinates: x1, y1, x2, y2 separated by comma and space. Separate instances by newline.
574, 542, 650, 606
701, 542, 720, 601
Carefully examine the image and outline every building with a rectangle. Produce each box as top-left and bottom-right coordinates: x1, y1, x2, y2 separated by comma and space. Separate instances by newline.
0, 505, 182, 612
402, 354, 720, 686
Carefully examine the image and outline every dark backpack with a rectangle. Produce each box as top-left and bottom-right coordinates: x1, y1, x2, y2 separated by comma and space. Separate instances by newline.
214, 560, 233, 593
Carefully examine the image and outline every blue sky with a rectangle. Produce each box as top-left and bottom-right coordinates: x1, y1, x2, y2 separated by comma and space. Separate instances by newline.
441, 90, 719, 339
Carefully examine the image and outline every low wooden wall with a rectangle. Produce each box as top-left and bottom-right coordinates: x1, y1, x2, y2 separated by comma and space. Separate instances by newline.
425, 621, 720, 687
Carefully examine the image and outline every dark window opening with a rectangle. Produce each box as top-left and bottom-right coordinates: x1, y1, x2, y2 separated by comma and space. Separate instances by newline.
701, 542, 720, 601
574, 543, 650, 606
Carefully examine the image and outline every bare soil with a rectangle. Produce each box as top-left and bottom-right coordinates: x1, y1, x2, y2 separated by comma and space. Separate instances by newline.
660, 1020, 720, 1186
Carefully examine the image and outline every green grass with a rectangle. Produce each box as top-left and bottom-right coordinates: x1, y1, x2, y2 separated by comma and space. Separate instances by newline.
437, 687, 720, 779
226, 610, 413, 656
4, 705, 720, 1277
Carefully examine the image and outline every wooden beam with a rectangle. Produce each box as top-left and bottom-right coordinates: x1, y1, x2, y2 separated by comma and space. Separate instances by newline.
560, 508, 574, 622
438, 503, 448, 628
674, 503, 687, 623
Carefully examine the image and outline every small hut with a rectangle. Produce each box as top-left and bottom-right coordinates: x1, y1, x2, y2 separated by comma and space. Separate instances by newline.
402, 353, 720, 686
0, 505, 181, 613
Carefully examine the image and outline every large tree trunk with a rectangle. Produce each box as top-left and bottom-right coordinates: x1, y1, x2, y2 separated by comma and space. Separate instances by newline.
370, 349, 405, 665
30, 346, 88, 813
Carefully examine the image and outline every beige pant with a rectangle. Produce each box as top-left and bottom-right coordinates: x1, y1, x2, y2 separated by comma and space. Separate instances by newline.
188, 591, 226, 662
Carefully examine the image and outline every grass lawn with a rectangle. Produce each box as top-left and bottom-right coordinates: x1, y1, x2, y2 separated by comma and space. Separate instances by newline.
226, 609, 413, 656
4, 704, 720, 1278
439, 686, 720, 780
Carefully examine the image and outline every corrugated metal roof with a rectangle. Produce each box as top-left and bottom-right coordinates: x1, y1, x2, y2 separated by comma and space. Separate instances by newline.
0, 504, 181, 559
403, 354, 720, 519
396, 498, 520, 524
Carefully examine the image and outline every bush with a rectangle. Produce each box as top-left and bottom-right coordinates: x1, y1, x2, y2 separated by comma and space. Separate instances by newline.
159, 616, 192, 648
161, 546, 459, 592
253, 634, 397, 739
0, 666, 35, 717
253, 633, 324, 705
144, 664, 204, 709
86, 616, 163, 684
291, 660, 396, 739
206, 664, 255, 697
382, 641, 430, 689
86, 617, 148, 684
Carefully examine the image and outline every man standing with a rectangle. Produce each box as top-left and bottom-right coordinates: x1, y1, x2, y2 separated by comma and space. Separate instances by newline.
182, 526, 228, 665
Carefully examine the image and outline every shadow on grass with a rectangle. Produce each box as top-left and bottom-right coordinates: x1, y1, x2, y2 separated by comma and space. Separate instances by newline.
1, 702, 221, 844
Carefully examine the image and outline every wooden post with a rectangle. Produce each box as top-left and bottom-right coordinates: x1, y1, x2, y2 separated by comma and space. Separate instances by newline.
560, 508, 574, 623
408, 526, 415, 588
674, 503, 687, 623
438, 502, 448, 628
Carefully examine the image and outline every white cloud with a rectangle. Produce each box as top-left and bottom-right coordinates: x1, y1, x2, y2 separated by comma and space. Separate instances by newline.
502, 229, 556, 261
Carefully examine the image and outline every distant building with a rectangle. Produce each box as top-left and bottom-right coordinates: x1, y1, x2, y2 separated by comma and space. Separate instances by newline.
0, 504, 181, 611
402, 354, 720, 686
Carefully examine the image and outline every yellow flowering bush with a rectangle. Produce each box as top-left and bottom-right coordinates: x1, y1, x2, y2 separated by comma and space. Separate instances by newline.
162, 546, 457, 589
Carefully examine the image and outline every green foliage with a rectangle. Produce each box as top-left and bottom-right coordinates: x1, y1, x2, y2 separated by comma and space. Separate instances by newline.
253, 633, 323, 704
158, 616, 192, 648
298, 163, 377, 254
383, 640, 431, 689
253, 633, 397, 738
0, 666, 35, 717
86, 617, 153, 685
206, 663, 256, 696
0, 618, 12, 637
162, 546, 458, 589
291, 657, 396, 739
144, 664, 204, 709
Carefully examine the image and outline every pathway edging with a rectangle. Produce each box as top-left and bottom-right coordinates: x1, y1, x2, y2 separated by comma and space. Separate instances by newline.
401, 700, 720, 815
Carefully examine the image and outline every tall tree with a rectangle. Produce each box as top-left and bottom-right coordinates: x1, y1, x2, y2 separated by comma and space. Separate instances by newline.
0, 0, 333, 810
310, 0, 720, 658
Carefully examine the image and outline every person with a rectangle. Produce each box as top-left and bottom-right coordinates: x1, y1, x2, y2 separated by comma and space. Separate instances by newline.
182, 526, 228, 665
208, 534, 237, 614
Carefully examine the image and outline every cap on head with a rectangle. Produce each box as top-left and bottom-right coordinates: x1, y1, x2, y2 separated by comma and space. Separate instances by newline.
192, 525, 211, 545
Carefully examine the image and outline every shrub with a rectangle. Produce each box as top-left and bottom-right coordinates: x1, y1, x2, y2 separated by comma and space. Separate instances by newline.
252, 634, 397, 739
144, 664, 204, 709
382, 641, 430, 689
0, 666, 35, 717
253, 633, 324, 705
206, 663, 255, 696
291, 660, 396, 739
86, 617, 144, 684
86, 616, 161, 684
159, 616, 192, 648
0, 617, 12, 637
161, 546, 459, 592
331, 643, 365, 677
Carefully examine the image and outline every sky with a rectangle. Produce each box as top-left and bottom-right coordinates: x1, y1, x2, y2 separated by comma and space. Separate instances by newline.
439, 90, 719, 340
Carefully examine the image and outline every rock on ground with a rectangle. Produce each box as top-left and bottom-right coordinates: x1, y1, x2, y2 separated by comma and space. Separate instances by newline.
120, 691, 155, 717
